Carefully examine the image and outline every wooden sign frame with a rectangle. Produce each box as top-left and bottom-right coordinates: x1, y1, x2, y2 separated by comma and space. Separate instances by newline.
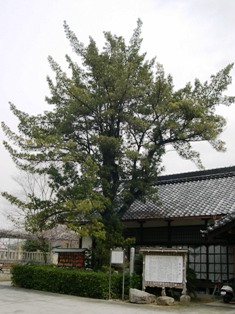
141, 248, 188, 293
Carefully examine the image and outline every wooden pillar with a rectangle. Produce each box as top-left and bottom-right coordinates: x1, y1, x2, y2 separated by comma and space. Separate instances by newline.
138, 221, 145, 244
202, 219, 210, 281
233, 247, 235, 288
166, 220, 173, 248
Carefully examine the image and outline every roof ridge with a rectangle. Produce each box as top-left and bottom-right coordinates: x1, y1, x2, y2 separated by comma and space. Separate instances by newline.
157, 166, 235, 185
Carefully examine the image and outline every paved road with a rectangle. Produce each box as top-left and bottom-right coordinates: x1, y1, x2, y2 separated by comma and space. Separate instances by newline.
0, 281, 235, 314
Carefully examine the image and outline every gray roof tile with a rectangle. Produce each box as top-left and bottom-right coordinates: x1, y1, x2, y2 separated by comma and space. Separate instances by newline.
122, 166, 235, 221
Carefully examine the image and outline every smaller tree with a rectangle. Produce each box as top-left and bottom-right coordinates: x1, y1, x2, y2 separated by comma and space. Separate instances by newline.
3, 171, 54, 232
23, 239, 49, 253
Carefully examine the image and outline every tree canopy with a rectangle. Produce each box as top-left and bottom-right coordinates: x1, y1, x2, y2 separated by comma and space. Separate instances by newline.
1, 19, 234, 266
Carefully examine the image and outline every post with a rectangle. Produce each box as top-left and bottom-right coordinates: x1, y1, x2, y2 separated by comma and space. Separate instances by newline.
122, 249, 125, 301
109, 249, 112, 300
130, 247, 135, 276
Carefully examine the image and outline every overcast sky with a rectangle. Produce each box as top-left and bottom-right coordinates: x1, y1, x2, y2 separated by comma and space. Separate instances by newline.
0, 0, 235, 228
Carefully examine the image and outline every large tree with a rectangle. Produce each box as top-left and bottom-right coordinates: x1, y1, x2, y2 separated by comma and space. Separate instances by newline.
1, 20, 234, 266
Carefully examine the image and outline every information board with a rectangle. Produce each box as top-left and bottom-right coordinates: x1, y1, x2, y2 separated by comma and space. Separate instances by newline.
109, 249, 125, 300
111, 250, 124, 264
144, 254, 183, 283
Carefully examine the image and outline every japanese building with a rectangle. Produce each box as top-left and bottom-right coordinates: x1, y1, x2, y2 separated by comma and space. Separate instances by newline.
122, 166, 235, 287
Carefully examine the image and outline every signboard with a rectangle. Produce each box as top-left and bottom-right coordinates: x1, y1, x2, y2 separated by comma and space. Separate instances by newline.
109, 249, 125, 300
111, 250, 124, 264
141, 248, 188, 291
144, 255, 183, 283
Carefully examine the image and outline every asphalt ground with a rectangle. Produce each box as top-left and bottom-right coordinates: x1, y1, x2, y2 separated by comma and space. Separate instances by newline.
0, 281, 235, 314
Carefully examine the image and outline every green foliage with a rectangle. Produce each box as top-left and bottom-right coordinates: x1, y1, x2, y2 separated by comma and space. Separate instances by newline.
23, 239, 49, 252
186, 267, 198, 296
11, 264, 141, 299
2, 20, 234, 267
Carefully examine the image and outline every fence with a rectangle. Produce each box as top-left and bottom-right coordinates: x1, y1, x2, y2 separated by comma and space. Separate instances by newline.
0, 250, 51, 264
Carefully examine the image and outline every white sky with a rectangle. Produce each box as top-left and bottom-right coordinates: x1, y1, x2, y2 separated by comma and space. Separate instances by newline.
0, 0, 235, 228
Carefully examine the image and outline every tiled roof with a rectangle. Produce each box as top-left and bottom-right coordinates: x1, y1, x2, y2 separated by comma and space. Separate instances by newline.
122, 166, 235, 221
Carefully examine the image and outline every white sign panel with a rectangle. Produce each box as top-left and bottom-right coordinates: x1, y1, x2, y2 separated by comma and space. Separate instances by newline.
144, 255, 183, 283
111, 250, 124, 264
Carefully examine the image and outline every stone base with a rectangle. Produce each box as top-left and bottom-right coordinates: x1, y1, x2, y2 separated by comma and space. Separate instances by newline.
129, 288, 156, 304
156, 296, 175, 306
180, 294, 191, 304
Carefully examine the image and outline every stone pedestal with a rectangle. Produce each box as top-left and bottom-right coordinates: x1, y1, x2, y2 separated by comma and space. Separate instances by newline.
156, 296, 175, 306
180, 294, 191, 304
129, 288, 156, 304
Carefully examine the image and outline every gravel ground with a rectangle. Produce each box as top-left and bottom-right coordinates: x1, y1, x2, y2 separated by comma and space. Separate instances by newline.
0, 281, 235, 314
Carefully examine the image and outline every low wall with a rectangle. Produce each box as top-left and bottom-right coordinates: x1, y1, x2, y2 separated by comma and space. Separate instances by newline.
0, 273, 11, 281
0, 250, 51, 264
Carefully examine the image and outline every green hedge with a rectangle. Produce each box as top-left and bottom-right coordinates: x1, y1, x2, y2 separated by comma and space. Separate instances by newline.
11, 264, 141, 299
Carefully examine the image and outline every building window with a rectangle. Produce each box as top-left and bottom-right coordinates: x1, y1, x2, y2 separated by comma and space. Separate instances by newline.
188, 245, 234, 282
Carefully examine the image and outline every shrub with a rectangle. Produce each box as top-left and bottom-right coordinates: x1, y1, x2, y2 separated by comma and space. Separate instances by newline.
186, 267, 198, 297
11, 264, 141, 299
